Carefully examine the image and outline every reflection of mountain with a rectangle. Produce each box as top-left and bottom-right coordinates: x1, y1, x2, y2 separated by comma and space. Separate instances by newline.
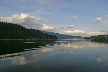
43, 31, 82, 39
0, 40, 54, 55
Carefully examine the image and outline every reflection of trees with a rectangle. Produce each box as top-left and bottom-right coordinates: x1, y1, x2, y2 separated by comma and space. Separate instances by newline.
0, 40, 55, 55
0, 47, 54, 65
0, 53, 21, 59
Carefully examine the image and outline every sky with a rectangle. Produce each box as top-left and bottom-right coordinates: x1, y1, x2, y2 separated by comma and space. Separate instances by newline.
0, 0, 108, 36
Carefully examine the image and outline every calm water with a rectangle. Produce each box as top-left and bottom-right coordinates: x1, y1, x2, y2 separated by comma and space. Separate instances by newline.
0, 39, 108, 72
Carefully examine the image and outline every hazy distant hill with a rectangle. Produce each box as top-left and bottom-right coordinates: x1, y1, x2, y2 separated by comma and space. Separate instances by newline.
43, 31, 81, 39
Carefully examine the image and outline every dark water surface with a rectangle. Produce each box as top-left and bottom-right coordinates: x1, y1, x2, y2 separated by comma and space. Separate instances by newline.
0, 39, 108, 72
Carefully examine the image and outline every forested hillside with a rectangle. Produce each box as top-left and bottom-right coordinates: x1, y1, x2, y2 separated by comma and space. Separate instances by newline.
0, 21, 58, 39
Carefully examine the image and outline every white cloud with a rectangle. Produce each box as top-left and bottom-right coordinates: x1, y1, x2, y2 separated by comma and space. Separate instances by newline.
59, 25, 74, 29
63, 30, 86, 35
67, 25, 74, 28
88, 31, 107, 35
0, 13, 42, 24
93, 17, 102, 22
70, 16, 77, 20
93, 15, 108, 24
0, 13, 53, 31
41, 24, 54, 30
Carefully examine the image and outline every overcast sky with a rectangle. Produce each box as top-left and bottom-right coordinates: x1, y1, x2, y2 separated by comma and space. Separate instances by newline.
0, 0, 108, 36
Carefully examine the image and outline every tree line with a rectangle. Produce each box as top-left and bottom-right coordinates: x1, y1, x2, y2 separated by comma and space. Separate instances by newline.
0, 21, 58, 40
91, 35, 108, 43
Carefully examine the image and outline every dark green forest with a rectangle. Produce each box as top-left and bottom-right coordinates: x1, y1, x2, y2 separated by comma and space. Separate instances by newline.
0, 21, 58, 40
91, 35, 108, 43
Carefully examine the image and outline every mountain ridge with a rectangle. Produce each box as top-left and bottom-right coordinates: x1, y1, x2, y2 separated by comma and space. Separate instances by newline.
43, 31, 82, 39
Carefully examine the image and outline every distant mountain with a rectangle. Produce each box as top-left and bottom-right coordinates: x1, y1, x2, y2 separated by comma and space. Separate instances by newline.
43, 31, 81, 39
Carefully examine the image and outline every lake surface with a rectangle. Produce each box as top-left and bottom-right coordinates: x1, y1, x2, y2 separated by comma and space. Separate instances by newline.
0, 39, 108, 72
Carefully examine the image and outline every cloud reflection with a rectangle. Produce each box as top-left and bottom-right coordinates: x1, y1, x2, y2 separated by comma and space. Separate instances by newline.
0, 47, 53, 65
11, 56, 27, 65
41, 48, 53, 53
94, 56, 102, 62
58, 41, 108, 49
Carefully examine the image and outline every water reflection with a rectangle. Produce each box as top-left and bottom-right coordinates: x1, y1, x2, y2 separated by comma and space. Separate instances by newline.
0, 53, 22, 59
11, 56, 27, 65
41, 48, 53, 53
1, 40, 108, 72
56, 40, 108, 49
70, 58, 77, 63
69, 50, 74, 54
0, 40, 54, 55
94, 56, 102, 62
0, 47, 54, 66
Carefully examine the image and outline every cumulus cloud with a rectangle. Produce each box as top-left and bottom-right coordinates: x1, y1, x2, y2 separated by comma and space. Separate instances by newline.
0, 13, 53, 30
37, 0, 56, 5
93, 17, 102, 22
63, 30, 86, 35
41, 24, 54, 30
0, 13, 42, 24
88, 31, 107, 35
93, 15, 108, 24
70, 16, 77, 20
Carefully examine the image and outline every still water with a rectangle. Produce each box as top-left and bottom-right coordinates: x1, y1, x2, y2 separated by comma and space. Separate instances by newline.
0, 39, 108, 72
